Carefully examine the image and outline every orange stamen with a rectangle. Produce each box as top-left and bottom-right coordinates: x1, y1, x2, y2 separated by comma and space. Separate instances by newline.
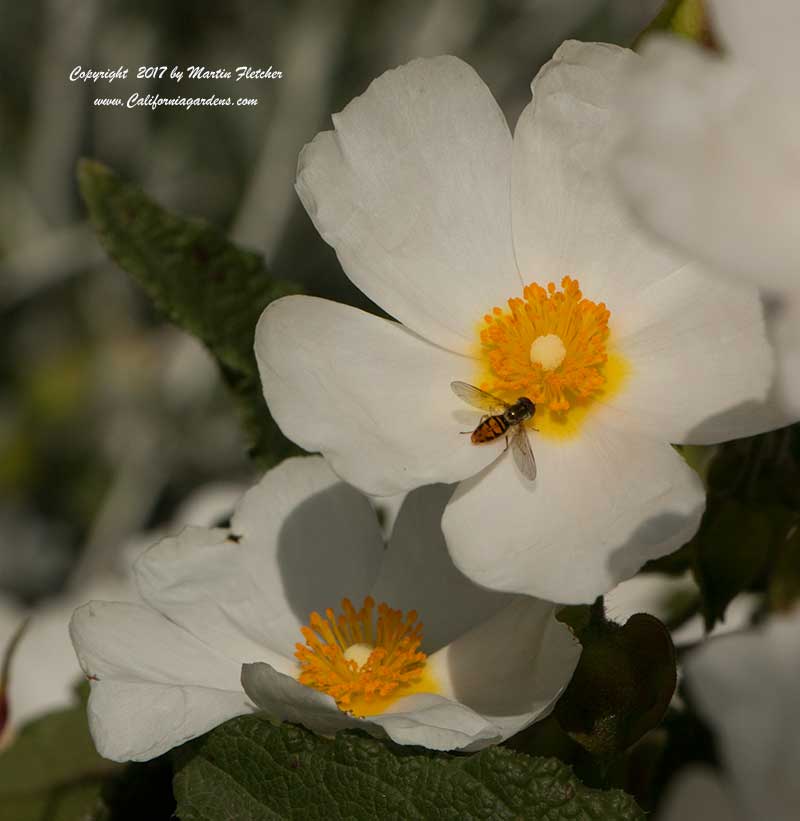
295, 596, 430, 716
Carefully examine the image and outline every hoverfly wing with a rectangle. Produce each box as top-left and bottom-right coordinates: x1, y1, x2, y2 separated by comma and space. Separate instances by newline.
450, 381, 509, 413
511, 427, 537, 481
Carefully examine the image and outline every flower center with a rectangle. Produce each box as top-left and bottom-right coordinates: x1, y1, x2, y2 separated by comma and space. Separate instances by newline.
295, 596, 437, 717
529, 334, 567, 371
477, 276, 627, 439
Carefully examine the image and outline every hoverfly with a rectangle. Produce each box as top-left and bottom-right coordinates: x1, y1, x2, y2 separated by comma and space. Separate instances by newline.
451, 381, 537, 481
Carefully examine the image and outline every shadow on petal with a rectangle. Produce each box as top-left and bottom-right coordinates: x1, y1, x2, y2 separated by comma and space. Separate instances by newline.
606, 510, 703, 591
434, 599, 580, 727
684, 397, 790, 445
276, 480, 384, 626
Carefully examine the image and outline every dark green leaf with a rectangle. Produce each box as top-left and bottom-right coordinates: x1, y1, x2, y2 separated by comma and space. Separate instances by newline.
173, 716, 644, 821
77, 159, 302, 465
556, 604, 676, 758
0, 696, 117, 820
691, 500, 774, 629
680, 429, 800, 628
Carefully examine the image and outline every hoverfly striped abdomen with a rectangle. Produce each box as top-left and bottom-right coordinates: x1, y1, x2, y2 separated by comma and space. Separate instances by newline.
471, 414, 510, 443
451, 381, 538, 481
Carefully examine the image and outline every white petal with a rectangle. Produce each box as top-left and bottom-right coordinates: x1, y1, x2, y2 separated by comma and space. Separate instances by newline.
240, 662, 360, 737
366, 693, 499, 751
371, 483, 513, 653
615, 36, 800, 289
136, 457, 383, 662
70, 601, 241, 688
87, 680, 253, 762
429, 598, 580, 742
512, 40, 685, 304
709, 0, 800, 78
671, 592, 760, 648
605, 571, 698, 626
135, 526, 278, 665
171, 481, 245, 528
601, 263, 777, 444
765, 292, 800, 423
256, 296, 503, 495
240, 662, 499, 751
443, 426, 705, 603
296, 56, 519, 353
657, 767, 742, 821
70, 601, 251, 761
685, 609, 800, 821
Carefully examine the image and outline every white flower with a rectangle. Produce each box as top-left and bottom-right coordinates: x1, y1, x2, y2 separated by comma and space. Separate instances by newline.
614, 0, 800, 293
256, 42, 782, 604
658, 606, 800, 821
70, 456, 579, 761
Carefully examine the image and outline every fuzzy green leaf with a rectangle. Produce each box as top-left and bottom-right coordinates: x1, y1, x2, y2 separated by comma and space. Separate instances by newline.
173, 716, 644, 820
77, 159, 301, 465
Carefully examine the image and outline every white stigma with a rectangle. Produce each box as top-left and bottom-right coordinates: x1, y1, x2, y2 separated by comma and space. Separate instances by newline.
343, 642, 374, 668
530, 334, 566, 371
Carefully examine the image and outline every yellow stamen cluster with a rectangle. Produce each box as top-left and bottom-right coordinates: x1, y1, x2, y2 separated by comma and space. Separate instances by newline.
295, 596, 427, 716
480, 276, 610, 413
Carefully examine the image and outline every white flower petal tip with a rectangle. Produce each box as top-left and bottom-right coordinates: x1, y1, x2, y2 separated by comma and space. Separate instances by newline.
71, 458, 575, 757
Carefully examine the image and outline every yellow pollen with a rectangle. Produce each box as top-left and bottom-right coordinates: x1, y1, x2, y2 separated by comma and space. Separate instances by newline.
295, 596, 437, 717
530, 334, 566, 371
477, 276, 628, 439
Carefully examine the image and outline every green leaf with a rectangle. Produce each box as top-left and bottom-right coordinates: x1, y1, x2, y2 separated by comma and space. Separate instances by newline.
2, 782, 105, 821
680, 430, 800, 628
635, 0, 712, 47
0, 684, 175, 821
0, 695, 118, 820
768, 518, 800, 613
77, 159, 302, 465
555, 603, 676, 759
173, 716, 644, 820
691, 499, 773, 628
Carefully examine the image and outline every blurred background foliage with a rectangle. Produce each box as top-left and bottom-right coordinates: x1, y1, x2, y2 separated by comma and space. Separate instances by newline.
0, 0, 663, 604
